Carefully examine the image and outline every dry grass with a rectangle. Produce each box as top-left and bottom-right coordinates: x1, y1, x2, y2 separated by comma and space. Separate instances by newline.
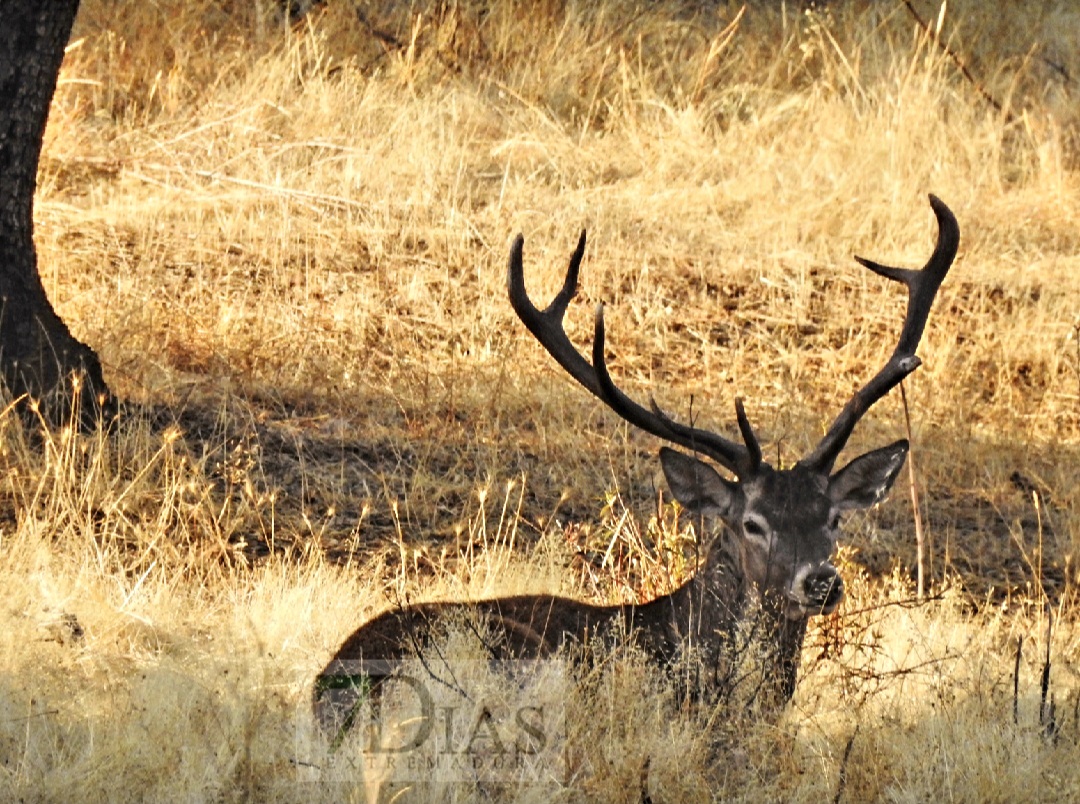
2, 0, 1080, 800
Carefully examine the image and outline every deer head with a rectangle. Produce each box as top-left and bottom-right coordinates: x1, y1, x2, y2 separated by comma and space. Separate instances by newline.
508, 195, 959, 622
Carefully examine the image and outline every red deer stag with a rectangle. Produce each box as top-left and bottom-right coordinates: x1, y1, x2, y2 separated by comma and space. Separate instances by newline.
314, 195, 959, 735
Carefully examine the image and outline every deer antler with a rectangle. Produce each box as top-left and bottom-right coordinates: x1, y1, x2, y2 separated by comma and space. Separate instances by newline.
507, 231, 761, 477
800, 194, 960, 474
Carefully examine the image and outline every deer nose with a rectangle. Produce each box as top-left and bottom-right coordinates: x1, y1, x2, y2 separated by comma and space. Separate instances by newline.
802, 566, 844, 614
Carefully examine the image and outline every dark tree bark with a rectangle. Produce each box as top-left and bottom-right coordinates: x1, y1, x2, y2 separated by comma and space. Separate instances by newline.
0, 0, 113, 428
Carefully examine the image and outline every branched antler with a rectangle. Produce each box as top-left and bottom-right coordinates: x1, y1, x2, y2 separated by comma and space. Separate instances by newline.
800, 195, 959, 473
508, 194, 958, 479
508, 231, 760, 477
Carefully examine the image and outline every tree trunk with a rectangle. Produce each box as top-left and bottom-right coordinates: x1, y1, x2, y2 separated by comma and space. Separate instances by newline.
0, 0, 113, 428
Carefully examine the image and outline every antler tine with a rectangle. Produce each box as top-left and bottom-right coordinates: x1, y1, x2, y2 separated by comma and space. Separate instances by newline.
507, 230, 604, 399
508, 232, 757, 477
801, 195, 960, 474
734, 398, 762, 473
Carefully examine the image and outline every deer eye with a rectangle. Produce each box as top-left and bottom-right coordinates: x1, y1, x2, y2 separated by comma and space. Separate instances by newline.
743, 518, 768, 539
828, 512, 841, 530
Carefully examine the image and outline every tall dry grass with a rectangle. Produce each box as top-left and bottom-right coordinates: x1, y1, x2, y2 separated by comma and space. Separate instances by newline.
2, 0, 1079, 800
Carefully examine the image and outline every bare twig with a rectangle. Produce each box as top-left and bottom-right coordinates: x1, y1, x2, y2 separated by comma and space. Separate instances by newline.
899, 0, 1017, 126
833, 724, 860, 804
1073, 320, 1080, 417
1072, 688, 1080, 743
1013, 635, 1023, 725
899, 380, 926, 598
1041, 610, 1057, 740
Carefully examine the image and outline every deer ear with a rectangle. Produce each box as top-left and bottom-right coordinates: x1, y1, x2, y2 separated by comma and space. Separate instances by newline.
828, 439, 909, 511
659, 447, 737, 518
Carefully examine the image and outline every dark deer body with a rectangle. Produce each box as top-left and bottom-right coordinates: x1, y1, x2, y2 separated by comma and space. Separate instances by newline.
315, 196, 959, 735
316, 527, 750, 732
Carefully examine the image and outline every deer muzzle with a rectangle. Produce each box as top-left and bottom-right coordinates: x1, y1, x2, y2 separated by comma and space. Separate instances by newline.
788, 563, 844, 618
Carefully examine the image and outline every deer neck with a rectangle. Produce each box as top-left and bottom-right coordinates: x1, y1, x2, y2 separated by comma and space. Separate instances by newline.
653, 528, 810, 700
636, 527, 747, 651
684, 528, 748, 635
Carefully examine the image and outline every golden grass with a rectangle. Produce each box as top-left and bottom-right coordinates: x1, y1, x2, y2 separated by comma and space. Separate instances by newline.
2, 0, 1080, 800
